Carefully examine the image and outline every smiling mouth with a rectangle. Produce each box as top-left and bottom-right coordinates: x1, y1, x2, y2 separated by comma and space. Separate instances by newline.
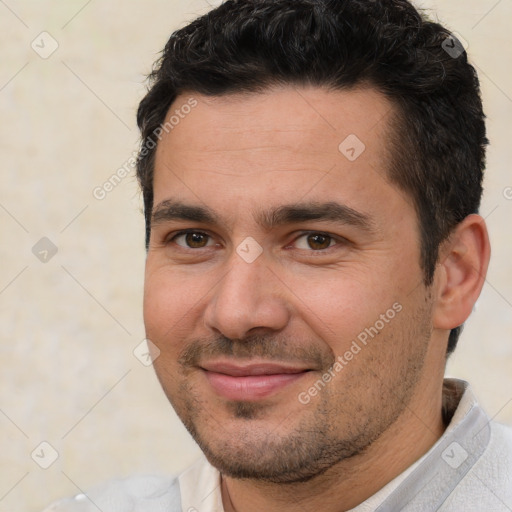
199, 360, 312, 401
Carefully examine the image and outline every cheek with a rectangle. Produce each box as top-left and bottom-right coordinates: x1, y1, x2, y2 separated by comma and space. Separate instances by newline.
143, 265, 206, 344
282, 270, 392, 349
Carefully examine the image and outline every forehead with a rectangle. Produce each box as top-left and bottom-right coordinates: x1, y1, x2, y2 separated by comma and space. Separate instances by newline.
152, 85, 407, 227
157, 84, 394, 159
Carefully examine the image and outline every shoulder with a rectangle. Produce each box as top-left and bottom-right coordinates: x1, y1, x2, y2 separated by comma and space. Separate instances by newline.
483, 420, 512, 474
42, 474, 181, 512
440, 420, 512, 511
491, 420, 512, 444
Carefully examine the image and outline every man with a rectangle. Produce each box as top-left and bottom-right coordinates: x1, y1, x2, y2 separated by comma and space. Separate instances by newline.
45, 0, 512, 510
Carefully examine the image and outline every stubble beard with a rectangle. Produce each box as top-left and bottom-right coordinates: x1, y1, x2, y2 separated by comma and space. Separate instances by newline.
156, 300, 433, 484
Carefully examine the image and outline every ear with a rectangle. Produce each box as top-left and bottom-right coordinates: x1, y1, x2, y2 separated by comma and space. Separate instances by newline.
432, 214, 491, 330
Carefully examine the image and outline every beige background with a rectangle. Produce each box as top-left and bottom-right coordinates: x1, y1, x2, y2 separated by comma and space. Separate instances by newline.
0, 1, 511, 510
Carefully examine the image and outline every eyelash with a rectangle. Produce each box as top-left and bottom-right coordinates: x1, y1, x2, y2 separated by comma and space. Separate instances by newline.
166, 230, 344, 252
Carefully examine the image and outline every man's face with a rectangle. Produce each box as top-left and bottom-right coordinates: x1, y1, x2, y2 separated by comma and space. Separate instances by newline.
144, 86, 436, 483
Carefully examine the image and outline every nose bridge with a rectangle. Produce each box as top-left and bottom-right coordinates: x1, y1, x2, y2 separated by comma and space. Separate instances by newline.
204, 247, 289, 339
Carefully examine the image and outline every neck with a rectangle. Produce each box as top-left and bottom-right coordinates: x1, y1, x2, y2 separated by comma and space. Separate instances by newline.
221, 378, 447, 512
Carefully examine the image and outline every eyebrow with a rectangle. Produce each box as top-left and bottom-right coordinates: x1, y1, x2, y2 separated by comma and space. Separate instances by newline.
151, 199, 375, 232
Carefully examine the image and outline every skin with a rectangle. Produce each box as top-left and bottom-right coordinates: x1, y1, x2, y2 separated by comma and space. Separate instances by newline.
143, 85, 490, 511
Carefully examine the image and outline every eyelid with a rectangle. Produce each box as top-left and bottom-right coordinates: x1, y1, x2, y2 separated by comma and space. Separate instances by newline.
166, 229, 217, 248
290, 231, 346, 251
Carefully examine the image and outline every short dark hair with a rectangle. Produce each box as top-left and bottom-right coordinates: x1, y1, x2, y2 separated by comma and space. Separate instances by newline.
136, 0, 488, 356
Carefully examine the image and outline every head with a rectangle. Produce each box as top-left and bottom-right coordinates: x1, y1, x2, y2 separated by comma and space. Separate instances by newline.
138, 0, 488, 356
137, 0, 490, 484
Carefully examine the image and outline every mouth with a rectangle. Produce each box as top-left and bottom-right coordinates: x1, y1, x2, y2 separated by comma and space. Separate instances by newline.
199, 360, 312, 401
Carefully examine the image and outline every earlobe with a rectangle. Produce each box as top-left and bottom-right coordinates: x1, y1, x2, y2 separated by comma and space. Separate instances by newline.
432, 214, 490, 331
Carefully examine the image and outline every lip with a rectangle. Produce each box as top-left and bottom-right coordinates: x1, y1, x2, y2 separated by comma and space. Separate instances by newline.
200, 360, 311, 401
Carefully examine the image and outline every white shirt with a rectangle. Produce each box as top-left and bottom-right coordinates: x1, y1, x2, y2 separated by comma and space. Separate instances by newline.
44, 378, 512, 511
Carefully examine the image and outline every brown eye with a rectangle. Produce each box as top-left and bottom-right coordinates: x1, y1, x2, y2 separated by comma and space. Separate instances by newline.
294, 232, 337, 251
173, 231, 213, 249
186, 233, 208, 248
306, 233, 333, 250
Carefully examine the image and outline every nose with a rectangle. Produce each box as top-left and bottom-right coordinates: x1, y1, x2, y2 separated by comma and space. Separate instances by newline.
203, 248, 290, 340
